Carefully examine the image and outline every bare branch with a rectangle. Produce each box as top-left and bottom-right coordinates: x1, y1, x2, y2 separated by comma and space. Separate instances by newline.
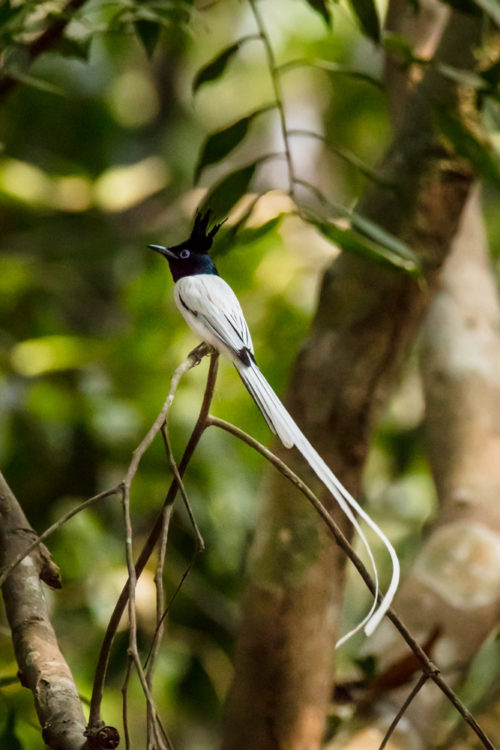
88, 350, 219, 730
0, 472, 87, 750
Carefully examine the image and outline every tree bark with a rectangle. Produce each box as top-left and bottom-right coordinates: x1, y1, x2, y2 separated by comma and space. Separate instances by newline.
221, 7, 486, 750
0, 472, 87, 750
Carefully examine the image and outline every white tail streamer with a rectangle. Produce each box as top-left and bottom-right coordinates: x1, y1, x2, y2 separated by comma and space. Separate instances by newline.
238, 360, 399, 645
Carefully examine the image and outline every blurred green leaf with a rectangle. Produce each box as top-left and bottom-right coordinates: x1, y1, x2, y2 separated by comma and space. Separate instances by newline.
0, 709, 23, 750
303, 0, 332, 26
0, 674, 19, 687
350, 212, 419, 265
346, 0, 380, 42
434, 106, 500, 187
193, 42, 241, 93
213, 213, 283, 255
53, 37, 91, 61
312, 219, 421, 274
195, 108, 271, 182
292, 58, 382, 88
200, 163, 256, 219
383, 33, 418, 67
482, 59, 500, 87
436, 63, 488, 91
439, 0, 483, 15
134, 19, 161, 58
0, 0, 26, 35
3, 69, 64, 96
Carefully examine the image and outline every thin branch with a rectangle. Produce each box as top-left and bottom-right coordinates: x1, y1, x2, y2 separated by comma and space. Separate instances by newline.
0, 486, 120, 588
248, 0, 296, 200
288, 128, 394, 186
161, 423, 205, 552
0, 472, 87, 750
121, 480, 172, 750
378, 673, 429, 750
207, 416, 495, 750
88, 351, 219, 730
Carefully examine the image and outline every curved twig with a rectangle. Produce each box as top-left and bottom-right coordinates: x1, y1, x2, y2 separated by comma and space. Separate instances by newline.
206, 416, 495, 750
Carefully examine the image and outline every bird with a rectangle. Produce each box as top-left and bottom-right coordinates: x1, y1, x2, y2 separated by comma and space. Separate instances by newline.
148, 210, 399, 645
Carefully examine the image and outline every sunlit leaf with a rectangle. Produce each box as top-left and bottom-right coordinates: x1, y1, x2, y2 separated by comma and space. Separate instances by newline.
200, 163, 257, 218
434, 106, 500, 187
346, 0, 380, 42
290, 58, 382, 88
193, 42, 241, 93
312, 219, 421, 274
303, 0, 332, 26
195, 108, 271, 182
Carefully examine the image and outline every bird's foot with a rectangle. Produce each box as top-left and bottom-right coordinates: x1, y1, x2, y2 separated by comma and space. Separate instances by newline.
188, 342, 215, 366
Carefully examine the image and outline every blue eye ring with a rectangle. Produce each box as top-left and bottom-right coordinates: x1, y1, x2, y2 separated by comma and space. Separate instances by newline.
179, 248, 190, 259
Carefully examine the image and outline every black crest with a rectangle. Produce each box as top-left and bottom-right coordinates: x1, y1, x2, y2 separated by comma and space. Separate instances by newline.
188, 211, 225, 254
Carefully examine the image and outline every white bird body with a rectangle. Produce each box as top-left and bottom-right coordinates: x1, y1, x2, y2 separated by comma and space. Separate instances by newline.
173, 273, 399, 643
149, 212, 399, 644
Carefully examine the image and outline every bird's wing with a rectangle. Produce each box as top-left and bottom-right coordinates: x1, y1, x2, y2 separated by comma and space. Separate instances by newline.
172, 273, 400, 644
175, 274, 254, 363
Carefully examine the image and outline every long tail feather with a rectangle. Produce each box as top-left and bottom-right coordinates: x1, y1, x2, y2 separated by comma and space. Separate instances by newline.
237, 361, 399, 644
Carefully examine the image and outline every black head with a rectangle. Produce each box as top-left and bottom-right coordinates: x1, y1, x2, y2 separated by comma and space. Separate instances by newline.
148, 211, 224, 281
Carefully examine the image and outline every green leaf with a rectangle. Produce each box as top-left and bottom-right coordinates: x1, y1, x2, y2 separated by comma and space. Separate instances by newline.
0, 674, 19, 688
297, 59, 382, 88
0, 709, 23, 750
383, 33, 418, 67
0, 0, 25, 28
434, 106, 500, 187
350, 212, 420, 265
195, 108, 270, 182
135, 19, 160, 58
54, 37, 91, 61
192, 42, 241, 93
3, 69, 64, 96
213, 212, 283, 256
303, 0, 332, 26
481, 59, 500, 88
346, 0, 380, 42
313, 220, 421, 274
438, 0, 482, 15
200, 163, 257, 219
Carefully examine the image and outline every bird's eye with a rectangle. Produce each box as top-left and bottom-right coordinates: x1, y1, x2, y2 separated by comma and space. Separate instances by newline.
179, 248, 190, 259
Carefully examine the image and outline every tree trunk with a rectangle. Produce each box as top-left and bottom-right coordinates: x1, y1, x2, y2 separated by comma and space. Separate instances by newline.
221, 6, 486, 750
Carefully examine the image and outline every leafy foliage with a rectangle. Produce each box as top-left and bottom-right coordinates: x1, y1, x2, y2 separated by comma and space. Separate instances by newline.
346, 0, 380, 42
192, 42, 244, 93
434, 106, 500, 187
303, 0, 333, 26
200, 163, 257, 217
0, 0, 498, 748
195, 108, 272, 182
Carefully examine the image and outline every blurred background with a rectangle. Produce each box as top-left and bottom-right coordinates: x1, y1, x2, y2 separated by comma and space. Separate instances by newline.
1, 1, 499, 747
